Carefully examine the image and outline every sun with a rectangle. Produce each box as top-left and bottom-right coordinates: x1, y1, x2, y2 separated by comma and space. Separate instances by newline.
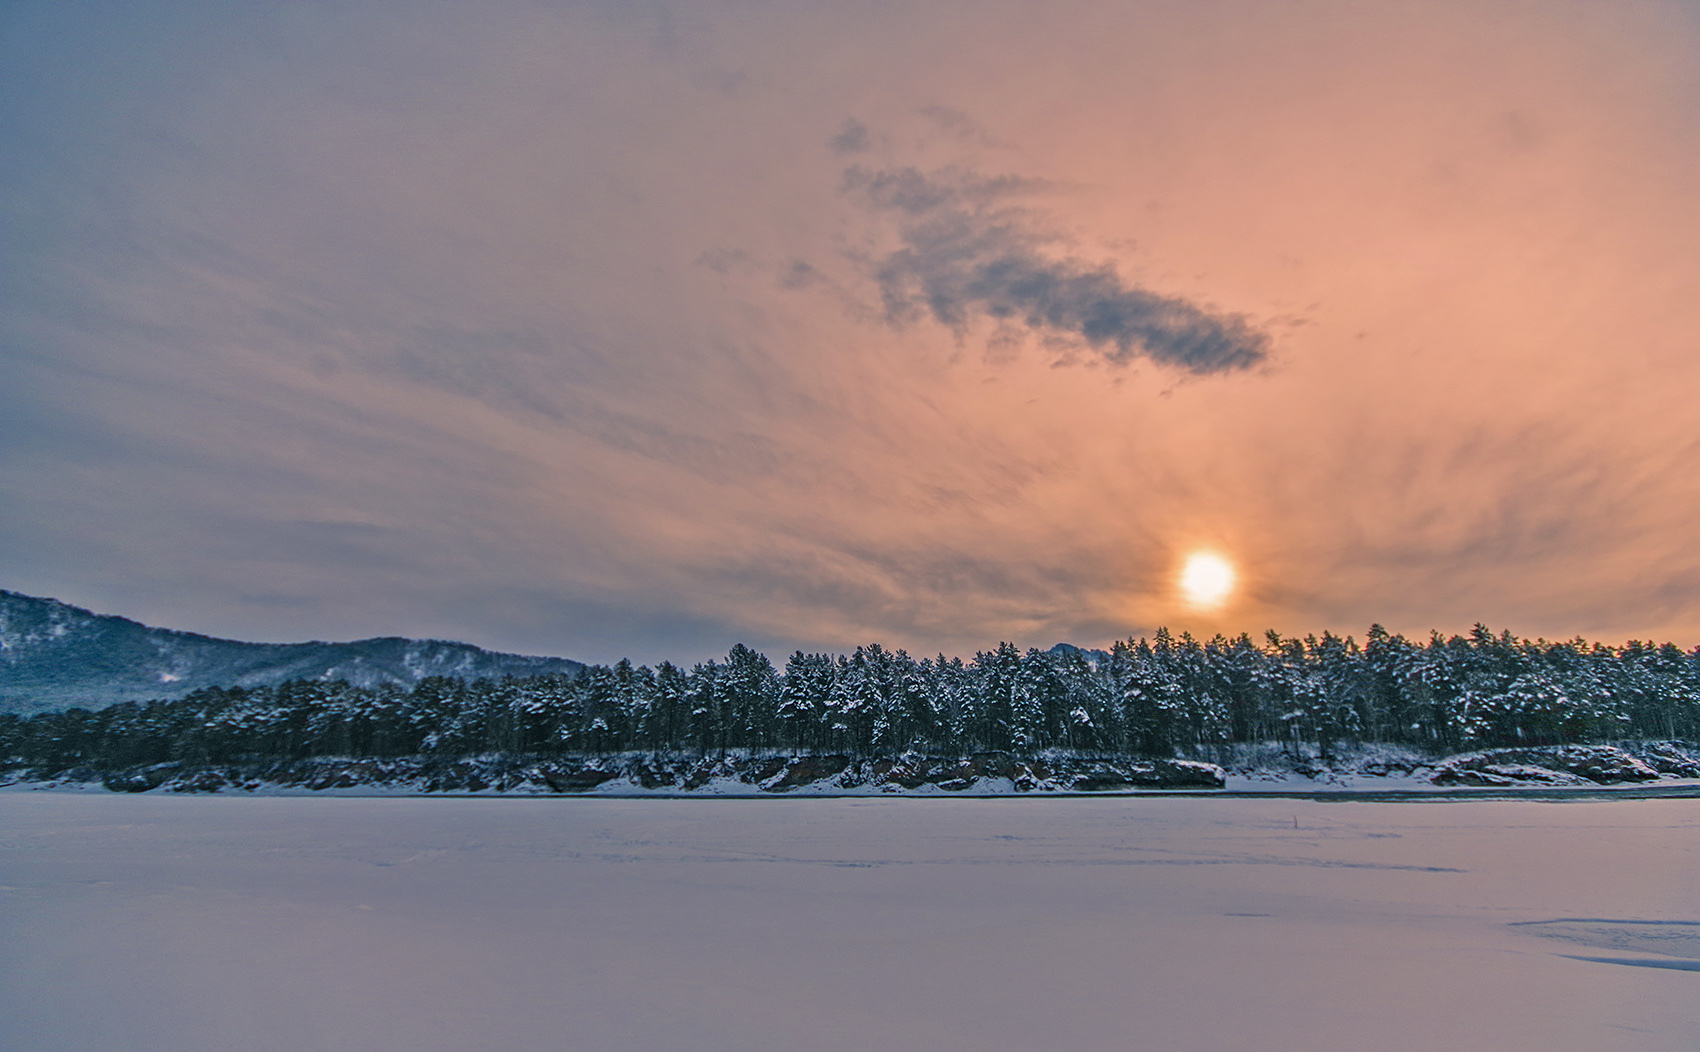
1179, 552, 1236, 609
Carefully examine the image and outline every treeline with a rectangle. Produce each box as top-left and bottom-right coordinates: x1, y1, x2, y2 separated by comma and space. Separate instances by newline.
4, 625, 1698, 773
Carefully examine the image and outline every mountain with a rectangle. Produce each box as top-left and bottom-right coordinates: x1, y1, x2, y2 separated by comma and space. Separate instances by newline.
0, 590, 586, 714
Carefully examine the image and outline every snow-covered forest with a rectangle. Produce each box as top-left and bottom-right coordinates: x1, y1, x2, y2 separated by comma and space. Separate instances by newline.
5, 624, 1698, 772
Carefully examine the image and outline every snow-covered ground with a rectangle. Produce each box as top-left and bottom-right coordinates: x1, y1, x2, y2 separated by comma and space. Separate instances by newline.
2, 795, 1697, 1052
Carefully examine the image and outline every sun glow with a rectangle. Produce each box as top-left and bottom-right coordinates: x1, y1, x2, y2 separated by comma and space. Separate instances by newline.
1179, 552, 1236, 609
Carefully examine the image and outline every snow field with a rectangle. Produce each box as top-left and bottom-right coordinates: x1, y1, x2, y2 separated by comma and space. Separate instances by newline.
1, 794, 1697, 1052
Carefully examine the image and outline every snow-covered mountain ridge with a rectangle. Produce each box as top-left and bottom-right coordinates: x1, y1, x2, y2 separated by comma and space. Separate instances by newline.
0, 590, 585, 714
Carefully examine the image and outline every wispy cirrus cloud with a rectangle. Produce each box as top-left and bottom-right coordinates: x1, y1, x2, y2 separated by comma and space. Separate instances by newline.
6, 0, 1700, 664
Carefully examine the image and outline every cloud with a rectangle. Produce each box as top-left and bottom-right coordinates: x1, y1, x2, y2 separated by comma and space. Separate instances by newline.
844, 165, 1270, 374
6, 0, 1700, 663
830, 118, 871, 154
916, 105, 1005, 148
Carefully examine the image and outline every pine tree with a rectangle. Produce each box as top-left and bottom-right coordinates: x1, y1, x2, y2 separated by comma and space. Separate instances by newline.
778, 652, 834, 751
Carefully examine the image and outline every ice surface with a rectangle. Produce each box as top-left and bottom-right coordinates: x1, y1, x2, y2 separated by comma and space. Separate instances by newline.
2, 794, 1697, 1052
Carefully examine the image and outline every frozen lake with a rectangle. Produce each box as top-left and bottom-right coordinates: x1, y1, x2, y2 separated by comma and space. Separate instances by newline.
2, 794, 1697, 1051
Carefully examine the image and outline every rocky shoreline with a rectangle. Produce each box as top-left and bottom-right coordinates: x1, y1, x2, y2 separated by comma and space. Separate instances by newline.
1213, 741, 1700, 789
1429, 742, 1698, 785
7, 741, 1699, 796
13, 752, 1230, 796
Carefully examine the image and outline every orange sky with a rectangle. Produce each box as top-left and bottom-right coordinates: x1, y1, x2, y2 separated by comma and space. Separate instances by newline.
4, 0, 1699, 661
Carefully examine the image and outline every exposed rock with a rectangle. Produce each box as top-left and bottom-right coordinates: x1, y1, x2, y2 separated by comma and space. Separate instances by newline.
1166, 759, 1228, 788
1011, 763, 1041, 793
1358, 759, 1423, 778
1433, 763, 1591, 787
1066, 762, 1136, 791
167, 769, 230, 792
1638, 743, 1700, 778
970, 753, 1018, 781
438, 765, 489, 792
1122, 759, 1228, 789
630, 761, 679, 789
1433, 767, 1517, 788
684, 758, 734, 790
304, 760, 393, 791
539, 763, 618, 792
1549, 746, 1660, 784
931, 758, 982, 790
746, 757, 791, 785
828, 754, 1228, 792
1432, 745, 1660, 786
36, 749, 1343, 796
102, 762, 179, 792
761, 755, 851, 792
833, 761, 871, 789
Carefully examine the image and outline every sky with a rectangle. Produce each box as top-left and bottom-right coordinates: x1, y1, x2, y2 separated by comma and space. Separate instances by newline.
4, 0, 1700, 665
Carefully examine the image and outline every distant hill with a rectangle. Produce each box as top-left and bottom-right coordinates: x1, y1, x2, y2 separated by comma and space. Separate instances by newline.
0, 590, 586, 714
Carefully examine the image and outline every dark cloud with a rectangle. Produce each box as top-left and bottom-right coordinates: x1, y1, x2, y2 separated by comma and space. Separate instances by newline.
778, 259, 822, 290
845, 165, 1269, 375
916, 105, 1004, 147
695, 247, 755, 274
830, 118, 871, 154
